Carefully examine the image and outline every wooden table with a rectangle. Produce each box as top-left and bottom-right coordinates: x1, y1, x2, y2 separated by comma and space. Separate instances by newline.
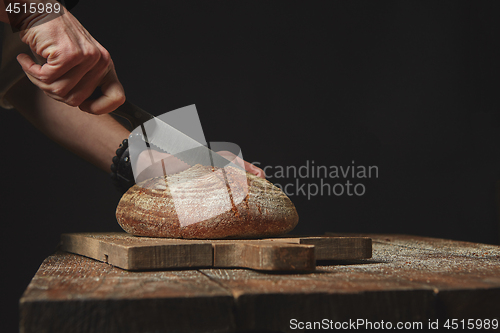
20, 234, 500, 333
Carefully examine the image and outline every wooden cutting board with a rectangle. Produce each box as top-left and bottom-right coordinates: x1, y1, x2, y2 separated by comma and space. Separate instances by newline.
60, 232, 372, 271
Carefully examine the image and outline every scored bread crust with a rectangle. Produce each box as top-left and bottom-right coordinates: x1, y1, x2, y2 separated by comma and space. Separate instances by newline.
115, 164, 299, 239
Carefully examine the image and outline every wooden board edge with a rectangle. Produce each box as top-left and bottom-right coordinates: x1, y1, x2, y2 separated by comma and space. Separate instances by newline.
60, 233, 372, 271
213, 242, 315, 271
265, 236, 372, 260
60, 233, 131, 269
127, 243, 213, 270
61, 233, 216, 270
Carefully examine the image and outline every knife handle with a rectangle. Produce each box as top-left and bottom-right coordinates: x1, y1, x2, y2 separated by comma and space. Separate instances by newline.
111, 101, 155, 131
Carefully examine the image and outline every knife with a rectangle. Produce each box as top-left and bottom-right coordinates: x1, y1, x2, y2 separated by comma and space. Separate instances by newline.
112, 101, 249, 209
111, 101, 244, 178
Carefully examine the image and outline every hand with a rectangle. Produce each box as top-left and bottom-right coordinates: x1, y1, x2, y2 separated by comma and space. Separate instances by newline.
134, 149, 265, 184
215, 150, 265, 178
16, 4, 125, 114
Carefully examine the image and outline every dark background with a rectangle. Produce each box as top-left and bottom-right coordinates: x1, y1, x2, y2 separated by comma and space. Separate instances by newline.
2, 1, 499, 331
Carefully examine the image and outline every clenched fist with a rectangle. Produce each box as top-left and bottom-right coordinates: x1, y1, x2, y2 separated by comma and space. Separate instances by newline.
5, 1, 125, 114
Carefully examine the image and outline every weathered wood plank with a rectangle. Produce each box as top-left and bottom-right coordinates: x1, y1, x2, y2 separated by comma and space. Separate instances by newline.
200, 267, 438, 332
61, 232, 370, 271
213, 241, 316, 271
20, 252, 235, 333
267, 236, 372, 260
201, 237, 500, 332
61, 232, 213, 270
21, 234, 500, 333
326, 232, 500, 258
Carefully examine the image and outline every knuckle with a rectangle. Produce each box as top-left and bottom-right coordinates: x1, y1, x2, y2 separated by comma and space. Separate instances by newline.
96, 50, 111, 70
101, 49, 111, 65
115, 93, 126, 105
84, 45, 107, 65
86, 47, 100, 60
65, 45, 100, 65
65, 48, 84, 63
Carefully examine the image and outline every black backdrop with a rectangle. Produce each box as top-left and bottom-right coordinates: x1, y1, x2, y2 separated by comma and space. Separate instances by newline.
2, 1, 500, 331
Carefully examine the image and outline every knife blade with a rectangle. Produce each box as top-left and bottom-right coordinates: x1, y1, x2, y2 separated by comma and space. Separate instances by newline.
112, 101, 249, 213
112, 101, 242, 175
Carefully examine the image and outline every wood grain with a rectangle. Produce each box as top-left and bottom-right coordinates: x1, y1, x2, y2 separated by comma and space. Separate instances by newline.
20, 252, 234, 333
266, 235, 372, 260
61, 232, 371, 271
21, 234, 500, 333
212, 241, 315, 271
61, 232, 213, 270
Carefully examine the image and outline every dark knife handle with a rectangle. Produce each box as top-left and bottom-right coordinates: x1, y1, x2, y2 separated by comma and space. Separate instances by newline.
111, 101, 155, 130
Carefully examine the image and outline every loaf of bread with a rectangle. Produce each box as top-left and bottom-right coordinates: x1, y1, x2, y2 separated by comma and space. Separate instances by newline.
115, 164, 298, 239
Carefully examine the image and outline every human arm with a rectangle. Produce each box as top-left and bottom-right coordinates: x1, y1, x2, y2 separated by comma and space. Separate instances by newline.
5, 77, 265, 181
5, 76, 129, 171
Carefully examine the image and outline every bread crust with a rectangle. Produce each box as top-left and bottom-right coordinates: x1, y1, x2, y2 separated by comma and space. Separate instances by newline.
116, 164, 299, 239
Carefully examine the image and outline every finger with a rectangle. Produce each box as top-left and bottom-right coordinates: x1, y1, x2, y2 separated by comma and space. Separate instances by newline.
244, 161, 266, 178
25, 62, 107, 107
79, 67, 125, 114
27, 43, 109, 105
17, 51, 84, 85
55, 57, 111, 108
216, 150, 241, 164
215, 151, 265, 178
21, 61, 105, 104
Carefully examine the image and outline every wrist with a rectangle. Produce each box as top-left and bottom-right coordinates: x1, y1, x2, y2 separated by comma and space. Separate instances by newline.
110, 139, 136, 194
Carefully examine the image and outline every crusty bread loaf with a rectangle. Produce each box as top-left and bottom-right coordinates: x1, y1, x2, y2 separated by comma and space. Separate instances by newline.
115, 164, 298, 239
